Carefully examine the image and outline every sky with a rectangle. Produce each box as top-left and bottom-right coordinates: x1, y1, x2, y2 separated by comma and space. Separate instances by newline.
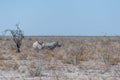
0, 0, 120, 36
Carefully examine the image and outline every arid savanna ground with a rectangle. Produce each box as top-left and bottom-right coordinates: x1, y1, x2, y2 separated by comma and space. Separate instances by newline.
0, 36, 120, 80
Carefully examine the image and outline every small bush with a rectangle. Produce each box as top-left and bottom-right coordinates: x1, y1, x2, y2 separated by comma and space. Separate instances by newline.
77, 54, 87, 61
29, 67, 41, 77
54, 53, 64, 60
15, 53, 28, 60
109, 57, 120, 65
30, 62, 36, 68
62, 57, 72, 64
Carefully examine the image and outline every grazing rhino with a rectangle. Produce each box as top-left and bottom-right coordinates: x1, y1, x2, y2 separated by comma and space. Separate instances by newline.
41, 41, 61, 50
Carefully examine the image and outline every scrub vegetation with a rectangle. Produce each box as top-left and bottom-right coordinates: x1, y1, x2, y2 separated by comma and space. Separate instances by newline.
0, 36, 120, 80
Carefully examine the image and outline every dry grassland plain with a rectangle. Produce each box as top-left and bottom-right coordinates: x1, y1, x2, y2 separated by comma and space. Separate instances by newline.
0, 36, 120, 80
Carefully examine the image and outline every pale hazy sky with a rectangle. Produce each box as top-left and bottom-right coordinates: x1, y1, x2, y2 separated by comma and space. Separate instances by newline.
0, 0, 120, 36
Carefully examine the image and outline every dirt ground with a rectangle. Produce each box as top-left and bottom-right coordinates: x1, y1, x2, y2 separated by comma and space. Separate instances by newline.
0, 36, 120, 80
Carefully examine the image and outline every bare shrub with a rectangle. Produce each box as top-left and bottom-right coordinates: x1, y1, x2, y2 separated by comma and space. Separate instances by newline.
77, 46, 90, 61
4, 24, 24, 53
62, 44, 92, 65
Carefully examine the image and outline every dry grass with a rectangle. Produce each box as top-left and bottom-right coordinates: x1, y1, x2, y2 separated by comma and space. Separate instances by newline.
0, 36, 120, 79
0, 36, 120, 64
0, 60, 19, 70
109, 57, 120, 65
54, 52, 64, 60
